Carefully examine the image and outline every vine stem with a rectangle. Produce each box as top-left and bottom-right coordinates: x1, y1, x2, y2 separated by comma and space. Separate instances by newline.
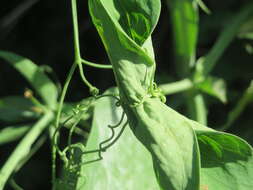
72, 0, 81, 62
72, 0, 97, 93
52, 62, 77, 189
52, 0, 93, 188
0, 112, 54, 190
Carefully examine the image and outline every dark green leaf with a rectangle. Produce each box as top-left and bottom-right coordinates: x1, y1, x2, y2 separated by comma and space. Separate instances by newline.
185, 114, 253, 190
0, 51, 58, 109
0, 96, 38, 123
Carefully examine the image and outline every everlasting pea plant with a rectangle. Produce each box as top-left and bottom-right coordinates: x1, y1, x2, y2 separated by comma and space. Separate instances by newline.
0, 0, 253, 190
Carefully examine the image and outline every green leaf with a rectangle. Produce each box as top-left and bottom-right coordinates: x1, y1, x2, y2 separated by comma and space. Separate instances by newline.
0, 125, 30, 145
0, 51, 58, 109
74, 90, 160, 190
167, 108, 253, 190
196, 76, 227, 103
92, 0, 160, 46
0, 112, 54, 190
198, 134, 253, 190
89, 1, 201, 189
0, 96, 38, 123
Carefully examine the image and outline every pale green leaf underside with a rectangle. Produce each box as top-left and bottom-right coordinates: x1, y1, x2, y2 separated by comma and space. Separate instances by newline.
76, 91, 160, 190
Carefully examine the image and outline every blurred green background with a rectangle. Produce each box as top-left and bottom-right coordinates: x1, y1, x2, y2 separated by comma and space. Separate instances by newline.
0, 0, 252, 189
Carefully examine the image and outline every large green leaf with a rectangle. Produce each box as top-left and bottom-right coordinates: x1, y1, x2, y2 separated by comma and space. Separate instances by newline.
75, 91, 160, 190
89, 0, 158, 96
0, 96, 38, 123
198, 133, 253, 190
165, 106, 253, 190
0, 51, 58, 109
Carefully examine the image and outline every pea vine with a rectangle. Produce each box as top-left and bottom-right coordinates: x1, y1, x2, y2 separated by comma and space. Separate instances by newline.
51, 1, 130, 188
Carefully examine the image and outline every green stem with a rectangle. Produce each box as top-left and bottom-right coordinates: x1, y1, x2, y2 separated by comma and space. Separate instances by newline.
52, 0, 97, 187
0, 112, 53, 190
194, 94, 207, 125
186, 92, 207, 125
71, 0, 98, 94
81, 59, 112, 69
159, 79, 193, 95
72, 0, 81, 62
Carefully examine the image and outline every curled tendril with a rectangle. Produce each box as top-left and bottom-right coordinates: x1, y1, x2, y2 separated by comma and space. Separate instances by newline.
54, 92, 128, 172
82, 108, 126, 160
68, 120, 128, 171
